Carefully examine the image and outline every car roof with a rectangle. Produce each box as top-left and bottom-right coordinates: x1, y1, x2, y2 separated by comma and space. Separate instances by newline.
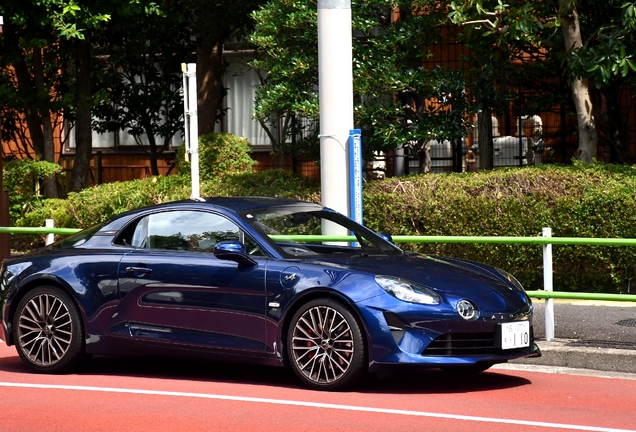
201, 196, 319, 212
96, 196, 322, 233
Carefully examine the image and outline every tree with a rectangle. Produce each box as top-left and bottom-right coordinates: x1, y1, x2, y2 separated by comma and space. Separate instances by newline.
173, 0, 267, 136
57, 1, 160, 192
0, 1, 86, 197
92, 6, 195, 175
250, 0, 320, 156
449, 0, 636, 164
251, 0, 475, 162
567, 1, 636, 163
0, 0, 162, 196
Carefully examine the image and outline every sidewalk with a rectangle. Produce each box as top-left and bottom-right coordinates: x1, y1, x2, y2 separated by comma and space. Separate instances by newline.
511, 300, 636, 374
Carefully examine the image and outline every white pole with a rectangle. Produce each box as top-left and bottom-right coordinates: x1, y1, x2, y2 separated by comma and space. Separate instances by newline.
543, 227, 555, 341
45, 219, 54, 246
318, 0, 354, 226
183, 63, 200, 200
181, 63, 191, 163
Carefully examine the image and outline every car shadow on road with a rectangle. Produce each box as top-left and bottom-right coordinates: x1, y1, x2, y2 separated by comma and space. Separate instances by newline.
357, 368, 531, 394
0, 350, 531, 394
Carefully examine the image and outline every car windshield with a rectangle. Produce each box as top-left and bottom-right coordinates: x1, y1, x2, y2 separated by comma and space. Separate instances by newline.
240, 206, 402, 258
56, 222, 109, 248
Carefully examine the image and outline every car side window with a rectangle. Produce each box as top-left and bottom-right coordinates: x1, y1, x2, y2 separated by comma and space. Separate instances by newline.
129, 210, 265, 256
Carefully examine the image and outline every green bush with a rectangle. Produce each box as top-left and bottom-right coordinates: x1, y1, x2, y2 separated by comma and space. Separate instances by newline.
14, 161, 636, 293
363, 162, 636, 293
175, 133, 256, 179
2, 159, 62, 221
16, 170, 319, 249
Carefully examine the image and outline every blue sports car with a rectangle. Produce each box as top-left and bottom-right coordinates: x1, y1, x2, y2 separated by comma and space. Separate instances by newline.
0, 197, 540, 390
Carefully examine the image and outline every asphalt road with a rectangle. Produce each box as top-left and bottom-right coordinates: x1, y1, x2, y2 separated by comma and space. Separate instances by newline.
0, 343, 635, 432
531, 300, 636, 349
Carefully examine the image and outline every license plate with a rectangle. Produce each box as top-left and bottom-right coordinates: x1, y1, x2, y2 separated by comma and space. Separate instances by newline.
500, 321, 530, 350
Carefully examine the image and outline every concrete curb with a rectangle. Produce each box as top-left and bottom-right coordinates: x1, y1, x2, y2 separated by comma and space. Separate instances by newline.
511, 339, 636, 374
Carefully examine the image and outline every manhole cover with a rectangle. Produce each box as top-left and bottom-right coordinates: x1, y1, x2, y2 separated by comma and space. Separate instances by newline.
616, 319, 636, 327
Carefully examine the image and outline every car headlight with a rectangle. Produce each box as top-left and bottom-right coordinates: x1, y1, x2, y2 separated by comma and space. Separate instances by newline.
374, 276, 441, 305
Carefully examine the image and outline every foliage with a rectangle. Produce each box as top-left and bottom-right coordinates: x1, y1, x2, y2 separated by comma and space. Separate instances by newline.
0, 5, 69, 160
448, 0, 636, 163
250, 0, 320, 155
250, 0, 474, 159
172, 0, 268, 134
91, 4, 195, 175
2, 159, 62, 221
13, 162, 636, 293
18, 169, 319, 232
0, 0, 164, 197
364, 162, 636, 292
175, 133, 257, 180
17, 174, 191, 230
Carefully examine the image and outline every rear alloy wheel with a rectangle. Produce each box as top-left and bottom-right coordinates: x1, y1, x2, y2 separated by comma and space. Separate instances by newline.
13, 286, 84, 373
287, 298, 366, 390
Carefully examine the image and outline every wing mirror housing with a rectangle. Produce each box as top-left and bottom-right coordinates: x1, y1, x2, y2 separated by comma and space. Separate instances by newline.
213, 240, 257, 266
379, 233, 394, 244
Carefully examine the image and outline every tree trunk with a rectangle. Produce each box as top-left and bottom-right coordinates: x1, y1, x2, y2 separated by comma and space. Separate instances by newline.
559, 0, 597, 163
477, 106, 494, 170
196, 34, 225, 135
418, 141, 431, 174
4, 24, 61, 197
4, 23, 44, 159
593, 85, 632, 164
33, 48, 61, 198
70, 37, 93, 192
144, 120, 160, 176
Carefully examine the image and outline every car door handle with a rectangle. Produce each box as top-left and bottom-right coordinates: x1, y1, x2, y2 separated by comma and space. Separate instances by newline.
125, 266, 153, 275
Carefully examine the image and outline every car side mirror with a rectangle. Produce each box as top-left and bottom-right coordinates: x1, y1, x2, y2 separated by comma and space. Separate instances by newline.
379, 233, 394, 244
213, 240, 257, 267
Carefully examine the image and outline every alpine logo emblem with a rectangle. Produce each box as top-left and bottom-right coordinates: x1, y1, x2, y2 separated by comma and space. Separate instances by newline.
280, 267, 302, 288
457, 300, 479, 321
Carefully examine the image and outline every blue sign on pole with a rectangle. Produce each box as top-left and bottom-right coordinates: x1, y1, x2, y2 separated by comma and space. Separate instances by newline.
349, 129, 363, 225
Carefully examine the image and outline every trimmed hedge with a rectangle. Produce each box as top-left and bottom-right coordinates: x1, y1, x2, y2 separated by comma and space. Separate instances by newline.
17, 169, 319, 248
363, 162, 636, 293
14, 161, 636, 293
175, 133, 256, 179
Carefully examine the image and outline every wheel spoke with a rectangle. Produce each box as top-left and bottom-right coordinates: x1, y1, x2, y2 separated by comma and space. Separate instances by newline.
23, 303, 42, 323
17, 292, 74, 367
291, 304, 356, 385
295, 346, 320, 367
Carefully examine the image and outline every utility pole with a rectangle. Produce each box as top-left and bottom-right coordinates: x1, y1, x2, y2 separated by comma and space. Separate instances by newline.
317, 0, 354, 225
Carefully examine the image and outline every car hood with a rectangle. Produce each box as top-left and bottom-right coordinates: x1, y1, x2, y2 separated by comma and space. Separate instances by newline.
304, 253, 529, 311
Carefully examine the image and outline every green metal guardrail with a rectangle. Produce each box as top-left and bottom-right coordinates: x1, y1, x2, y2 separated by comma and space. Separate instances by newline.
271, 234, 636, 247
0, 227, 81, 235
3, 228, 636, 303
524, 290, 636, 302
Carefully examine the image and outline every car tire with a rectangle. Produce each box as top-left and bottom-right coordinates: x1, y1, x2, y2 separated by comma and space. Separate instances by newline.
13, 286, 85, 374
287, 298, 366, 391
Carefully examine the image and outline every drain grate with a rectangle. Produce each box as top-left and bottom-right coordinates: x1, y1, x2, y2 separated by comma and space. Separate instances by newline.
616, 319, 636, 327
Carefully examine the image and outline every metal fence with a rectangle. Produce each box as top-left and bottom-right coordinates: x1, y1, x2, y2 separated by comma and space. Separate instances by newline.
3, 222, 636, 342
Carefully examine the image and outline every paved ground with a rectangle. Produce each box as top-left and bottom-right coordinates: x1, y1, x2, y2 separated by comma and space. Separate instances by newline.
2, 343, 636, 432
512, 299, 636, 373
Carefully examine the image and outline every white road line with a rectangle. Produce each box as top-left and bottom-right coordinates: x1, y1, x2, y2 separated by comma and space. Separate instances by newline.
0, 381, 634, 432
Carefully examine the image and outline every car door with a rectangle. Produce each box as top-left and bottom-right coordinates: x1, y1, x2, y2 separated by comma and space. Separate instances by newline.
117, 209, 269, 353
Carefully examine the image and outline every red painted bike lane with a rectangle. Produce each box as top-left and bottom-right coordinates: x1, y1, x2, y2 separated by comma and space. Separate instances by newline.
0, 344, 634, 432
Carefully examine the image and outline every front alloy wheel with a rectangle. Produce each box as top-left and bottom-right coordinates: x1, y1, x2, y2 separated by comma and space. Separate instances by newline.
13, 286, 84, 373
288, 298, 366, 390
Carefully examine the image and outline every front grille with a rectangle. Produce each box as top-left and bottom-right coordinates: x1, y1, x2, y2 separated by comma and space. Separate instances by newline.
423, 332, 495, 356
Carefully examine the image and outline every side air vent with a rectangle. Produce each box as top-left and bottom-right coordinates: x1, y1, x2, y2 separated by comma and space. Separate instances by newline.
383, 312, 406, 344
